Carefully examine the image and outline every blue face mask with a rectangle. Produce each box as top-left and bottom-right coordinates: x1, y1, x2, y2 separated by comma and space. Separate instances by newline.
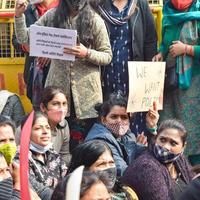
29, 141, 52, 154
153, 144, 182, 164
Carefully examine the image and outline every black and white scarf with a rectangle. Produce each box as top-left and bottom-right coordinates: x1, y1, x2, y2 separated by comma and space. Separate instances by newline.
98, 0, 137, 25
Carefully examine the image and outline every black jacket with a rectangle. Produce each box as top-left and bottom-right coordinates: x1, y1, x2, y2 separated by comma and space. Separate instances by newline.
178, 176, 200, 200
85, 123, 145, 176
100, 0, 157, 61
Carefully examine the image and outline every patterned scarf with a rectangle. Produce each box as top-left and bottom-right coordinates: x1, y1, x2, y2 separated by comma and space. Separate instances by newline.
103, 121, 130, 137
177, 20, 198, 89
98, 0, 137, 25
159, 0, 200, 55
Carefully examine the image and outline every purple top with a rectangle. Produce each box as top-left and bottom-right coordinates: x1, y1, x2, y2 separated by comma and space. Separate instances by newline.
121, 150, 194, 200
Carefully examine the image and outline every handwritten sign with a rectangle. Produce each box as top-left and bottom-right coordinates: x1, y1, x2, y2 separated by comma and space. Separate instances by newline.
30, 25, 77, 61
127, 61, 166, 112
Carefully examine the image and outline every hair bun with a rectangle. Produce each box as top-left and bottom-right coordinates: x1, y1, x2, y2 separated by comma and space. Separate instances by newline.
94, 103, 103, 113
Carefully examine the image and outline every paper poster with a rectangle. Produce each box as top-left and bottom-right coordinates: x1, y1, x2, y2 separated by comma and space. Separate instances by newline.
66, 166, 84, 200
30, 25, 77, 61
127, 61, 166, 112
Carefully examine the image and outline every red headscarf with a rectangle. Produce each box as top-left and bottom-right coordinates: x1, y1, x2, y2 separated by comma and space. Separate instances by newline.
36, 0, 59, 17
171, 0, 193, 11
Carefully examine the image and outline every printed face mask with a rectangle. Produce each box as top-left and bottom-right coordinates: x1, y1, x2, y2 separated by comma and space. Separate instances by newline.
103, 121, 130, 137
171, 0, 193, 10
0, 143, 17, 165
153, 143, 182, 164
0, 177, 13, 199
47, 109, 67, 124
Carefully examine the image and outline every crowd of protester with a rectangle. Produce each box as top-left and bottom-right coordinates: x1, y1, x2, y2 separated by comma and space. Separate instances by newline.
0, 0, 200, 199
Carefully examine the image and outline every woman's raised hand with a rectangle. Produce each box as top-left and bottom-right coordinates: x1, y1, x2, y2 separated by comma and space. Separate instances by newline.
15, 0, 28, 18
146, 101, 159, 129
152, 52, 163, 62
136, 132, 148, 146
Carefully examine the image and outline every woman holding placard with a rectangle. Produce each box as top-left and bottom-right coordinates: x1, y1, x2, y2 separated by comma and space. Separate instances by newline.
90, 0, 157, 136
153, 0, 200, 162
85, 92, 159, 176
14, 0, 112, 147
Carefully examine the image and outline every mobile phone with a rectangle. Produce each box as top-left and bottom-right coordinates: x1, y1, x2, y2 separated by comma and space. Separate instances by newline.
77, 35, 80, 45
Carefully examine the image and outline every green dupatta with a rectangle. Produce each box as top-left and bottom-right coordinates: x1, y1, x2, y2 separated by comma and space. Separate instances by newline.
160, 0, 200, 89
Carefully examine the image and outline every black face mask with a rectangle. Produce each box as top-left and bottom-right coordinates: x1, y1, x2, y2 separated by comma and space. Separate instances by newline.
0, 177, 13, 200
67, 0, 87, 12
99, 167, 117, 190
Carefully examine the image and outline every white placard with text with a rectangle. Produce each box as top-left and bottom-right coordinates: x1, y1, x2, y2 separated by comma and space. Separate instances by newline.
127, 61, 166, 112
30, 25, 77, 61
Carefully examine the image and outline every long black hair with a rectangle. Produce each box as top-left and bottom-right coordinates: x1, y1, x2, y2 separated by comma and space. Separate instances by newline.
68, 140, 113, 173
53, 0, 95, 47
51, 170, 111, 200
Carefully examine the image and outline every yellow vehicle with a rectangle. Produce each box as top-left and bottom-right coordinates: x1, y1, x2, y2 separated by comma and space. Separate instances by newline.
148, 0, 163, 45
0, 0, 32, 113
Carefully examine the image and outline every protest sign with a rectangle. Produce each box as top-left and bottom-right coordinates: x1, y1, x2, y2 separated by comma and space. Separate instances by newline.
127, 61, 166, 112
30, 25, 77, 61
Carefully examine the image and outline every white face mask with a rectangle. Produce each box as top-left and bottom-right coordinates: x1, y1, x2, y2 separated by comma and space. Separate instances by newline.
29, 0, 43, 4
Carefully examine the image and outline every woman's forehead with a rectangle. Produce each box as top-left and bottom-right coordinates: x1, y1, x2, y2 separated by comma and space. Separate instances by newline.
109, 105, 127, 113
158, 128, 183, 141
